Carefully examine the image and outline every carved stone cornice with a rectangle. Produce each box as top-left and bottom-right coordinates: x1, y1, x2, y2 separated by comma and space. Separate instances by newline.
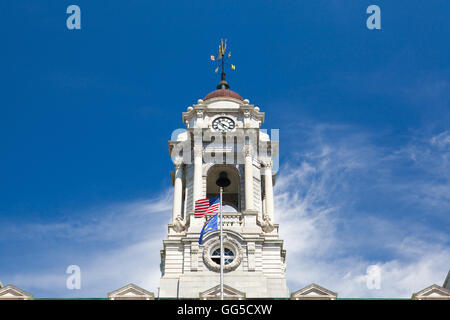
182, 103, 264, 125
240, 105, 264, 124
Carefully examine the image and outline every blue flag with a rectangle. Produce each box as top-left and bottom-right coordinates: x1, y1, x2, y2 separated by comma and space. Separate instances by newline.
199, 213, 218, 244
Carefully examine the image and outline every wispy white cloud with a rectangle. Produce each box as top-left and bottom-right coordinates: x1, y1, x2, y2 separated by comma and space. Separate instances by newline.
0, 190, 172, 243
6, 239, 163, 298
277, 123, 450, 298
2, 124, 449, 299
385, 130, 450, 210
1, 192, 172, 298
430, 130, 450, 148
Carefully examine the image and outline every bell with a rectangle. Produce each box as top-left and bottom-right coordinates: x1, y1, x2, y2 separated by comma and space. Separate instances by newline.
216, 171, 231, 188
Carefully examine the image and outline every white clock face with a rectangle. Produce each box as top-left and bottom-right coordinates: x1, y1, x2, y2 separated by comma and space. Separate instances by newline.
212, 117, 235, 132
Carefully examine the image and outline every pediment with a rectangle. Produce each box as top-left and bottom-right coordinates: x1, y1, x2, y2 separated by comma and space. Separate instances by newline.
108, 283, 155, 300
412, 284, 450, 300
0, 285, 33, 300
291, 284, 337, 300
200, 284, 245, 300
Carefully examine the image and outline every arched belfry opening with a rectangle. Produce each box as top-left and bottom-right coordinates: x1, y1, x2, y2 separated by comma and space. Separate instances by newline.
206, 165, 240, 212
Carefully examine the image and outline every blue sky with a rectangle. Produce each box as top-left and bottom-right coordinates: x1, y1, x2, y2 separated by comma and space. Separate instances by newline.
0, 0, 449, 298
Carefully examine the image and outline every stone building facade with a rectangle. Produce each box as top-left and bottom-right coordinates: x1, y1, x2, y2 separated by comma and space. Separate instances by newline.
158, 80, 289, 299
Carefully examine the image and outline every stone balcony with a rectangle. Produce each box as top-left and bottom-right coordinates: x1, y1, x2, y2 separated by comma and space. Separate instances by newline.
204, 212, 243, 226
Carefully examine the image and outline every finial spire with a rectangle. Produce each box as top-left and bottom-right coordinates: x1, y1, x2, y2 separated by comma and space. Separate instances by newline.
210, 39, 236, 90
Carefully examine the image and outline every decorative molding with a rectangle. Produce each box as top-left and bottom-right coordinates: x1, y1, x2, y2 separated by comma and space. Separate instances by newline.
258, 214, 275, 233
173, 159, 183, 170
291, 283, 337, 300
412, 284, 450, 300
202, 235, 243, 272
182, 103, 264, 126
108, 283, 155, 300
260, 159, 273, 169
196, 109, 204, 118
240, 105, 264, 124
0, 285, 33, 300
199, 284, 246, 300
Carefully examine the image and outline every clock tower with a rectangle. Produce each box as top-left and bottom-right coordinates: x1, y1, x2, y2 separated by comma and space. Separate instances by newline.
159, 41, 288, 299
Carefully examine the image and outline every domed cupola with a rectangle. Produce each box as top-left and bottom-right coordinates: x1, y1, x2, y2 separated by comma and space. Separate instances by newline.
204, 87, 243, 101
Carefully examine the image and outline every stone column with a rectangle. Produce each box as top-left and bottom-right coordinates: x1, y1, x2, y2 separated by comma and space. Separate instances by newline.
244, 145, 254, 211
261, 191, 266, 221
193, 145, 203, 206
172, 162, 183, 223
263, 161, 274, 222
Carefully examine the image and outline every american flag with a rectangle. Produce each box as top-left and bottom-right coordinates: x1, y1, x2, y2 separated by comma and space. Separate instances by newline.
194, 196, 220, 218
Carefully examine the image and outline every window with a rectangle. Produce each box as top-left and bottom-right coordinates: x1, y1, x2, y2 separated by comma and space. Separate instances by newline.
210, 248, 235, 265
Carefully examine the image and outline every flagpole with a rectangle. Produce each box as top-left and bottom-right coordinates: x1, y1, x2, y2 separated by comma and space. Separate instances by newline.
219, 187, 224, 300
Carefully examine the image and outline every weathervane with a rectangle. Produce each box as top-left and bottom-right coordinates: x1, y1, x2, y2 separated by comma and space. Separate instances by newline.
210, 39, 235, 89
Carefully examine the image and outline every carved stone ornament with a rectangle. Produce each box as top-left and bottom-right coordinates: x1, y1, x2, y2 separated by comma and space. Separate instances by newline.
196, 109, 204, 118
173, 159, 183, 169
260, 159, 273, 169
258, 214, 275, 233
173, 215, 186, 233
202, 235, 243, 272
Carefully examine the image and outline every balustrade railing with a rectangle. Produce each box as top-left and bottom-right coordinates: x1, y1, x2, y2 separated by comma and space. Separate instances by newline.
204, 212, 243, 226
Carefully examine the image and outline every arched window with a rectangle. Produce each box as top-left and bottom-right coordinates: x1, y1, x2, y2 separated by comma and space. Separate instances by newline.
210, 248, 235, 265
206, 165, 241, 211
